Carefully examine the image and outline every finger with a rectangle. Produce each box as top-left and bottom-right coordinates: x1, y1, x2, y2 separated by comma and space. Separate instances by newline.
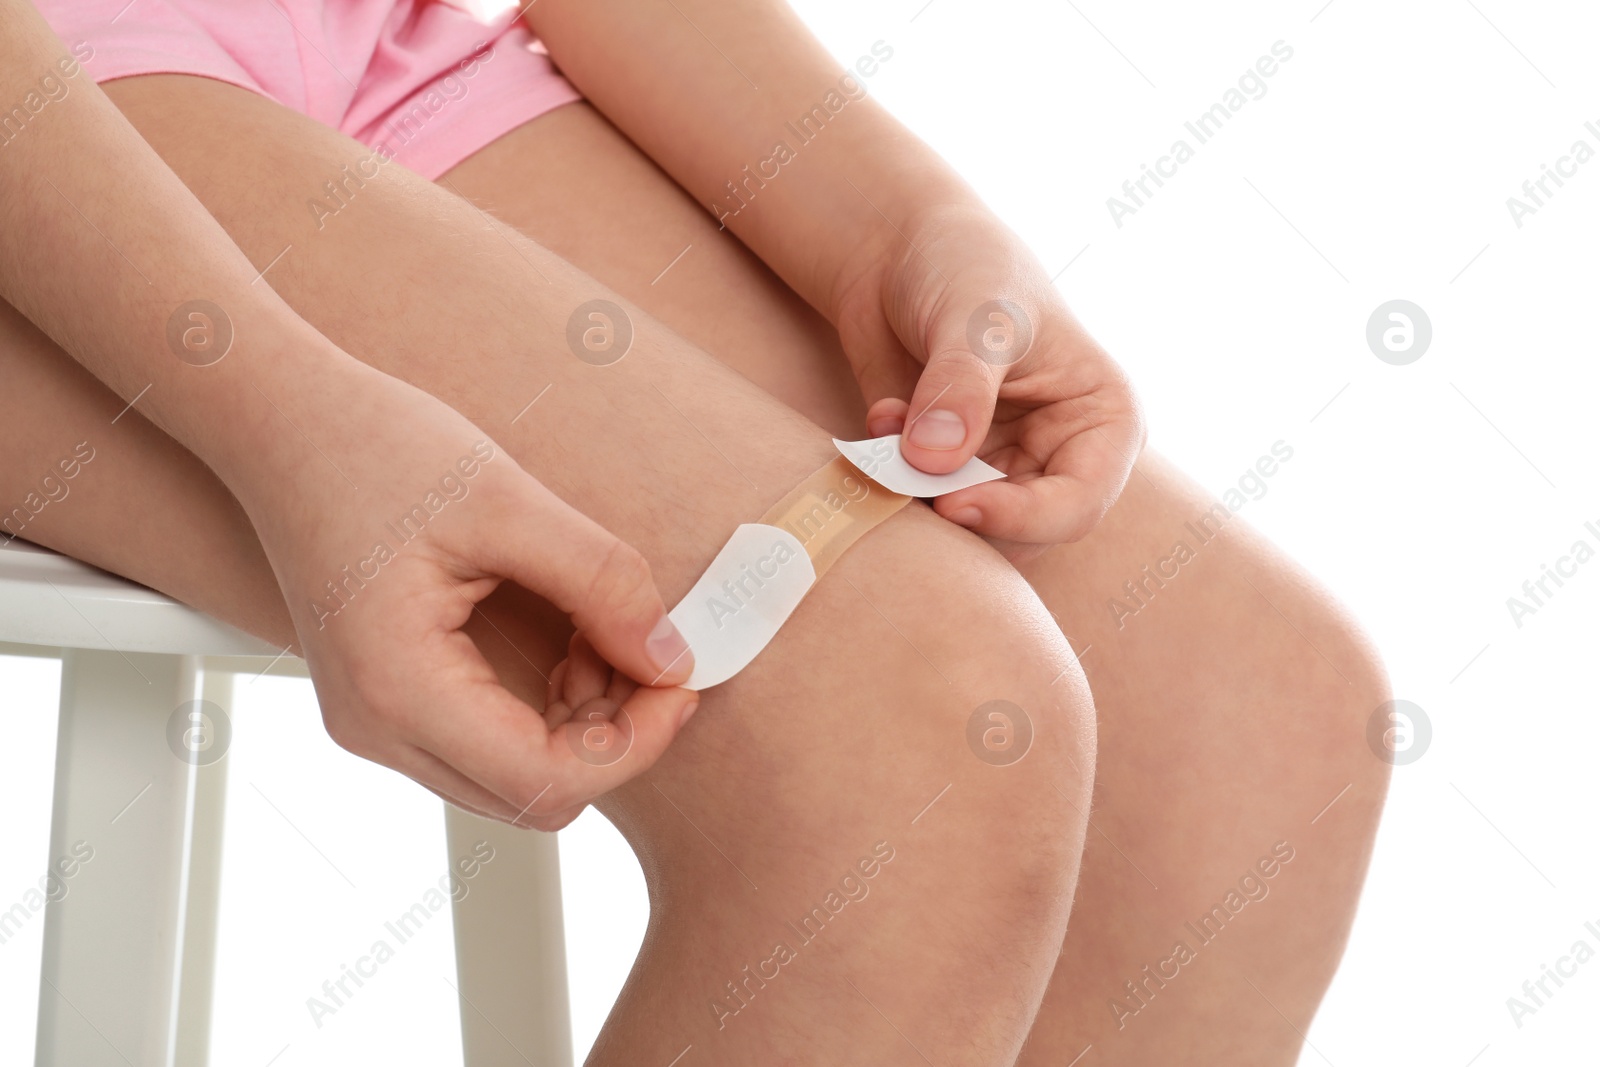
415, 664, 699, 818
483, 487, 694, 688
864, 397, 909, 438
900, 341, 1003, 475
545, 657, 572, 727
934, 413, 1140, 543
555, 632, 611, 709
950, 365, 1144, 536
411, 724, 594, 830
563, 696, 631, 766
394, 743, 521, 823
418, 776, 587, 833
604, 667, 638, 706
521, 802, 590, 833
934, 475, 1108, 544
419, 781, 503, 823
547, 633, 622, 735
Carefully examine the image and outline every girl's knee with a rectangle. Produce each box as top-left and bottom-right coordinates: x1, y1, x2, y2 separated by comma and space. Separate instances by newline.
615, 503, 1095, 942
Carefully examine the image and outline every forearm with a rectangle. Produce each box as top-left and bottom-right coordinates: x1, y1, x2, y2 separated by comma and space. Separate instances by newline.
525, 0, 976, 321
0, 0, 356, 496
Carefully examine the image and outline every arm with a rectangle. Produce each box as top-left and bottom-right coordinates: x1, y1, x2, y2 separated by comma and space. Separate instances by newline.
524, 0, 954, 321
0, 0, 332, 482
527, 0, 1145, 551
0, 0, 697, 825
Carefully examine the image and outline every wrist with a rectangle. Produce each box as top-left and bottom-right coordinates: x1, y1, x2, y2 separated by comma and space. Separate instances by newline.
702, 94, 976, 326
170, 309, 371, 504
821, 184, 992, 326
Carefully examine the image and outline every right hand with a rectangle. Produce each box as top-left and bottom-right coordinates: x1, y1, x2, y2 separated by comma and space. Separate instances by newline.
232, 359, 697, 830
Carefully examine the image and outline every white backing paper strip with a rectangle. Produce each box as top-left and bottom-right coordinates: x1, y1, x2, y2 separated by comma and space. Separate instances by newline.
832, 435, 1005, 498
668, 523, 817, 690
669, 436, 1006, 690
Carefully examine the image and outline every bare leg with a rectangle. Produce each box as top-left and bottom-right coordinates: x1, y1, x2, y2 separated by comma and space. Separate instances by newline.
434, 103, 1393, 1062
1013, 463, 1389, 1063
2, 77, 1091, 1065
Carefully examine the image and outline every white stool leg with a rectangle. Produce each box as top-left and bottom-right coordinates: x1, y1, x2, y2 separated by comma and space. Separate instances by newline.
173, 666, 233, 1066
35, 650, 203, 1067
444, 804, 573, 1067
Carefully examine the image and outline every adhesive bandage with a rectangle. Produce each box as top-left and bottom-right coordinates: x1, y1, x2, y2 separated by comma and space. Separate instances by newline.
831, 435, 1006, 497
666, 437, 1004, 689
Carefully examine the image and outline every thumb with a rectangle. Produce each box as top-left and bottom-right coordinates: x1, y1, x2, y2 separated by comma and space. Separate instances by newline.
901, 297, 1034, 472
899, 318, 1008, 474
486, 487, 694, 689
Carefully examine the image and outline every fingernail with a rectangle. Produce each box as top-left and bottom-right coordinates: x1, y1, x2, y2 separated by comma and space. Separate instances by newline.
947, 506, 982, 527
647, 615, 691, 677
908, 409, 966, 450
678, 698, 699, 729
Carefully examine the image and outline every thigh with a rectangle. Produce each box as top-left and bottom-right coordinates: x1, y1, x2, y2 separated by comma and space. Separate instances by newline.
4, 74, 1093, 1064
435, 102, 868, 436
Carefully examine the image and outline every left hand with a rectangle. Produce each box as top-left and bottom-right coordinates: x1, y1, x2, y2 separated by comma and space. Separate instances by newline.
831, 203, 1146, 561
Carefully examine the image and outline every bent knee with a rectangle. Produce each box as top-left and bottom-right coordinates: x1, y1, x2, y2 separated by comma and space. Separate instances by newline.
612, 502, 1094, 896
1305, 589, 1394, 807
1233, 548, 1395, 820
606, 506, 1094, 1049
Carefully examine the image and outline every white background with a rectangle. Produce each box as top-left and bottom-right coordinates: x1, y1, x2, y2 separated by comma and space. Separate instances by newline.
4, 0, 1599, 1063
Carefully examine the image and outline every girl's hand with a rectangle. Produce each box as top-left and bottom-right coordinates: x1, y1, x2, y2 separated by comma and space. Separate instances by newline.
237, 360, 696, 829
833, 204, 1146, 561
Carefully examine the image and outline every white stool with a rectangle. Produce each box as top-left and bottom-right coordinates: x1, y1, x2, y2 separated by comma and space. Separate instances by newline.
0, 541, 572, 1066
